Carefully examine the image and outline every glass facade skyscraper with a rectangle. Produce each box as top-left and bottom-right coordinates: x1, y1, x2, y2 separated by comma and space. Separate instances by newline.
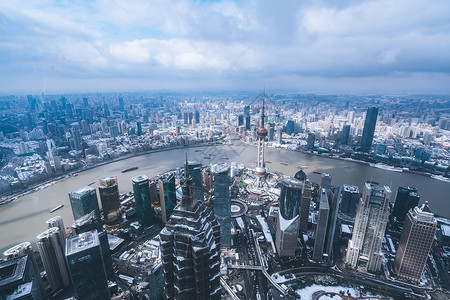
132, 175, 153, 227
188, 161, 203, 202
340, 185, 360, 217
99, 176, 121, 225
159, 172, 177, 223
360, 107, 378, 153
341, 124, 351, 145
392, 186, 420, 223
212, 162, 231, 248
313, 189, 330, 261
66, 230, 110, 300
69, 186, 101, 222
276, 177, 303, 256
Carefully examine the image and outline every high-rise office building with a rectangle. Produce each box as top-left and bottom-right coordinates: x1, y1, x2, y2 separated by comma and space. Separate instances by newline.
188, 161, 203, 202
307, 133, 315, 150
99, 176, 121, 225
299, 180, 312, 231
70, 122, 82, 151
346, 184, 391, 272
321, 173, 332, 190
340, 185, 360, 217
132, 175, 153, 227
313, 189, 330, 261
341, 124, 351, 145
3, 242, 46, 298
360, 107, 378, 153
36, 227, 71, 290
0, 255, 45, 300
325, 187, 340, 262
66, 230, 110, 300
72, 211, 112, 275
394, 202, 437, 282
212, 162, 231, 248
69, 186, 101, 222
46, 216, 66, 252
392, 186, 420, 223
275, 178, 303, 256
160, 160, 221, 300
159, 172, 177, 223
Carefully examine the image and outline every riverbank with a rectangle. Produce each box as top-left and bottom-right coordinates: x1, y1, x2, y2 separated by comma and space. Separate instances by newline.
0, 142, 219, 205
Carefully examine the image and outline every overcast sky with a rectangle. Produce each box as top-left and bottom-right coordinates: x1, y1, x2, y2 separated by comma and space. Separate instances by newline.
1, 0, 450, 94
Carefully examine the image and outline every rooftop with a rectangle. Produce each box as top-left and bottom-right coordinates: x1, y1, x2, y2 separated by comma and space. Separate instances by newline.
131, 174, 149, 183
281, 177, 303, 189
212, 162, 230, 174
343, 184, 359, 193
0, 256, 28, 288
66, 230, 100, 255
70, 186, 95, 197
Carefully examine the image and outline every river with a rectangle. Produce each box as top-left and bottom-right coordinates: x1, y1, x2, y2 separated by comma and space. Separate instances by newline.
0, 141, 449, 253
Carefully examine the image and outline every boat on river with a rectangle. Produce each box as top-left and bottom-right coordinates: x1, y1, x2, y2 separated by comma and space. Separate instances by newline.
122, 166, 138, 173
50, 204, 64, 213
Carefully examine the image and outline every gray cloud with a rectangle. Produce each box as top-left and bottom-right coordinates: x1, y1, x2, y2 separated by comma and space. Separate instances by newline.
0, 0, 449, 93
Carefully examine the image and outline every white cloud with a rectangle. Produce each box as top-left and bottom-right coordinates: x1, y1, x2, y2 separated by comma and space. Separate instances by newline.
0, 0, 450, 92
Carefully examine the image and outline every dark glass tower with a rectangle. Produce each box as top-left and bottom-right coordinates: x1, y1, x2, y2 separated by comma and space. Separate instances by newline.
276, 177, 303, 256
341, 124, 351, 145
69, 186, 101, 222
72, 211, 112, 275
159, 159, 221, 300
212, 162, 231, 248
99, 176, 121, 225
392, 186, 420, 223
66, 230, 110, 300
132, 175, 153, 227
313, 189, 330, 261
340, 185, 360, 217
188, 161, 203, 202
360, 107, 378, 153
159, 172, 177, 223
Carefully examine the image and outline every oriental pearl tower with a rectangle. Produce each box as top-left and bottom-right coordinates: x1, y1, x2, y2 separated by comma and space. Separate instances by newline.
250, 95, 268, 193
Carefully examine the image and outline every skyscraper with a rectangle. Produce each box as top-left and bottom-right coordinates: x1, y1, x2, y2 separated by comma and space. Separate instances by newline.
394, 202, 437, 282
275, 177, 303, 256
341, 124, 351, 145
340, 185, 360, 217
299, 180, 312, 232
66, 230, 110, 300
69, 186, 101, 222
70, 122, 82, 151
99, 176, 121, 225
307, 133, 315, 150
360, 107, 378, 153
36, 227, 71, 290
0, 255, 45, 300
212, 162, 231, 248
159, 172, 177, 223
392, 186, 420, 223
321, 173, 332, 190
132, 175, 153, 227
71, 210, 112, 275
3, 242, 46, 298
346, 183, 391, 272
313, 189, 330, 261
47, 216, 66, 253
159, 159, 221, 299
188, 161, 204, 202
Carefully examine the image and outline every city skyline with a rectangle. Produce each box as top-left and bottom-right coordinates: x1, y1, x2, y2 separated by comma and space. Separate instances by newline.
1, 0, 450, 93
